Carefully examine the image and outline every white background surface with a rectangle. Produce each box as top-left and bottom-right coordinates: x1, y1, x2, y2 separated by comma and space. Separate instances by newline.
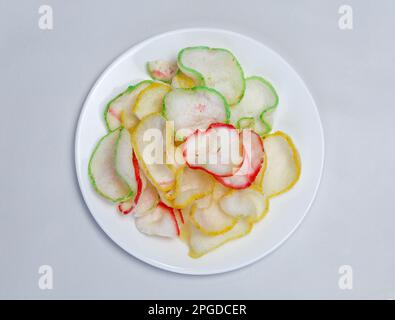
0, 0, 394, 299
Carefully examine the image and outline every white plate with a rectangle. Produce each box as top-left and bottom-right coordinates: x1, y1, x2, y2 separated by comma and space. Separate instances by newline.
75, 28, 324, 275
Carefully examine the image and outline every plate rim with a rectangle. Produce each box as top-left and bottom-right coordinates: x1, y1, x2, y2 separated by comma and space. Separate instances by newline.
74, 27, 325, 275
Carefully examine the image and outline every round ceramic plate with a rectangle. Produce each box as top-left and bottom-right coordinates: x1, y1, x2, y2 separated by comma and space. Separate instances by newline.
75, 28, 324, 275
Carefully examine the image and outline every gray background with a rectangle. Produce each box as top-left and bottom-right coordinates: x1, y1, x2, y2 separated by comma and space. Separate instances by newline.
1, 0, 394, 299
